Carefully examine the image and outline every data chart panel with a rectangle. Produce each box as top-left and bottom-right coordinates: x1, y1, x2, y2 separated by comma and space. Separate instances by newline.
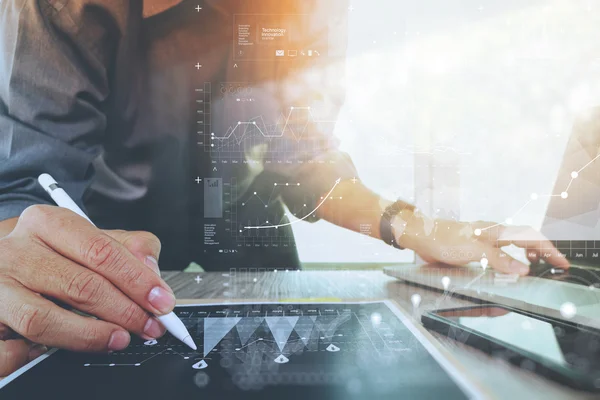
0, 302, 478, 400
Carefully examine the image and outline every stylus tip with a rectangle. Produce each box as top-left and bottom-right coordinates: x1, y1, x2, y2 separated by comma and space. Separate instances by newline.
183, 335, 197, 351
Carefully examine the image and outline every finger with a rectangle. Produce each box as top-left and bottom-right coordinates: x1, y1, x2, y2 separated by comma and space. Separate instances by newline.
470, 221, 505, 242
526, 249, 540, 264
10, 248, 166, 340
0, 323, 16, 340
0, 281, 131, 352
496, 226, 570, 269
436, 245, 480, 266
0, 339, 30, 377
15, 206, 176, 315
28, 343, 49, 362
481, 245, 530, 275
103, 230, 161, 276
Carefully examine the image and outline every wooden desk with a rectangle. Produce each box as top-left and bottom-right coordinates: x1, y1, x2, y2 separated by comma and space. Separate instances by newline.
164, 270, 596, 400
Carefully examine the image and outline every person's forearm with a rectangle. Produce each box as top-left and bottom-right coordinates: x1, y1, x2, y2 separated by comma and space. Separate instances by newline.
315, 180, 415, 243
0, 217, 18, 239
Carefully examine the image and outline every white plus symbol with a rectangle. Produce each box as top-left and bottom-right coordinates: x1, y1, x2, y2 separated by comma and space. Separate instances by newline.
195, 5, 202, 12
195, 177, 202, 184
348, 5, 355, 12
351, 177, 358, 184
195, 63, 202, 70
195, 275, 202, 284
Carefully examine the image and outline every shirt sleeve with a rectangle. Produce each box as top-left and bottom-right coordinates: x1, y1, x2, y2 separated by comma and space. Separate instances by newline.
0, 0, 132, 221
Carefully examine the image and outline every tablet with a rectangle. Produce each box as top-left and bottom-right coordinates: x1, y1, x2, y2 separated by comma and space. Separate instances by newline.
0, 300, 485, 399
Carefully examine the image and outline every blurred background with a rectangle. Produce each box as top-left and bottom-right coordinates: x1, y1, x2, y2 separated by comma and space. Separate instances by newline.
292, 0, 600, 263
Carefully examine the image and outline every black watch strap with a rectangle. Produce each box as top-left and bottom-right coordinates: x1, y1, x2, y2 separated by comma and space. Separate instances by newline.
380, 200, 412, 250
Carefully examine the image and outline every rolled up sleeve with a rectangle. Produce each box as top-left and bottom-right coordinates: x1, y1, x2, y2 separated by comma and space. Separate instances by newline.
0, 0, 125, 221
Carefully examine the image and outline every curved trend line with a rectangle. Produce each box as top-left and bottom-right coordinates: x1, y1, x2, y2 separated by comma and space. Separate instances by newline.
243, 178, 341, 230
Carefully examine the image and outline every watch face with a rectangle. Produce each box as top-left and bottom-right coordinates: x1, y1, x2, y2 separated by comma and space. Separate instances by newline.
381, 202, 412, 249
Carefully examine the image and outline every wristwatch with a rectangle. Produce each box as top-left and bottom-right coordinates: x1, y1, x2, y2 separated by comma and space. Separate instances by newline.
380, 200, 415, 250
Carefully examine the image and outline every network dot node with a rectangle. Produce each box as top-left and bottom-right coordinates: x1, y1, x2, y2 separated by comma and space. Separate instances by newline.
474, 229, 482, 236
505, 218, 513, 225
560, 302, 577, 319
571, 171, 579, 179
480, 257, 489, 269
530, 193, 538, 200
561, 192, 569, 199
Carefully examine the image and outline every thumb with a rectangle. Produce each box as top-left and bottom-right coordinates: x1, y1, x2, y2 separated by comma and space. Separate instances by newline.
0, 340, 47, 378
103, 230, 162, 276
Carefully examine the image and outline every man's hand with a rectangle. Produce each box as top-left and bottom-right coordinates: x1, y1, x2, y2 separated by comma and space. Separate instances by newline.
396, 211, 570, 275
0, 205, 175, 377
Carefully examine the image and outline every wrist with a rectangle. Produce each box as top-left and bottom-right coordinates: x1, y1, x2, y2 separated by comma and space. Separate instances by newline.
393, 208, 429, 250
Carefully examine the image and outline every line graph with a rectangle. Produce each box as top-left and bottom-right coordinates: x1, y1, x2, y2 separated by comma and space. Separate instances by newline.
243, 178, 341, 230
83, 346, 195, 368
212, 107, 336, 142
206, 103, 340, 158
241, 182, 302, 209
476, 152, 600, 235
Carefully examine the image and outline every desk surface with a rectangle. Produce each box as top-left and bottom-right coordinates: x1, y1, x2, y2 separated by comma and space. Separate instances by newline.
163, 270, 597, 400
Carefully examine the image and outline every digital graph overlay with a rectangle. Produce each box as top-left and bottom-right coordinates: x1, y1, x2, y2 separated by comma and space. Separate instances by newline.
83, 303, 411, 368
204, 177, 344, 248
195, 82, 338, 159
242, 178, 341, 230
476, 152, 600, 235
0, 302, 473, 399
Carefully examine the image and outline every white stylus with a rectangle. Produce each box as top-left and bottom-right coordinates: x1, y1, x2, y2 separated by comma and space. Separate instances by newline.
37, 173, 197, 351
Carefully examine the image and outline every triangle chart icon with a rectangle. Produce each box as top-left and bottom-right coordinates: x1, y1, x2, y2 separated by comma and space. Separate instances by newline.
235, 317, 265, 345
293, 316, 316, 346
203, 317, 241, 357
265, 316, 299, 352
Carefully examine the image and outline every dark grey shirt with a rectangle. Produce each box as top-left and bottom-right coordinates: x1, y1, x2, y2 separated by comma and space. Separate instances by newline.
0, 0, 356, 270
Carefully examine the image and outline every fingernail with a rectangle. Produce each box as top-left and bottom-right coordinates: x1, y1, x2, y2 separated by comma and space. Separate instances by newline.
511, 260, 530, 275
145, 256, 161, 276
108, 330, 131, 351
143, 317, 166, 338
148, 287, 176, 314
28, 344, 48, 360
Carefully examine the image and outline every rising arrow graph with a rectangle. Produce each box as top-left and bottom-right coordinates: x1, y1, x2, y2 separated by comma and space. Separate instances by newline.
243, 178, 342, 230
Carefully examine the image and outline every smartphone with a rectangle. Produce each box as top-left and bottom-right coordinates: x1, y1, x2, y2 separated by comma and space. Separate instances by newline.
422, 304, 600, 391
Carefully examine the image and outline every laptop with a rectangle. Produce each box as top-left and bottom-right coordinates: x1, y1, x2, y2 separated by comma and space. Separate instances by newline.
385, 110, 600, 328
